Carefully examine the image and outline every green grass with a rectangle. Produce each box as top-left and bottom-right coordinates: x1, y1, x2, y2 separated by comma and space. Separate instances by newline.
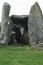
0, 45, 43, 65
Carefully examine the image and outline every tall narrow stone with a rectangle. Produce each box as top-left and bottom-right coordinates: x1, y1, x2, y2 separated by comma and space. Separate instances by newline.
28, 2, 42, 46
1, 3, 10, 44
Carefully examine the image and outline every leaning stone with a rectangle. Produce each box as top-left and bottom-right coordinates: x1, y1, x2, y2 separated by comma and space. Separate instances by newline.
28, 2, 42, 46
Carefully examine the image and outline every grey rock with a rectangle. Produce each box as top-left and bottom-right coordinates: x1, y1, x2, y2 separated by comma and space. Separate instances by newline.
12, 39, 17, 45
1, 3, 11, 44
28, 2, 42, 46
23, 32, 29, 45
35, 43, 43, 50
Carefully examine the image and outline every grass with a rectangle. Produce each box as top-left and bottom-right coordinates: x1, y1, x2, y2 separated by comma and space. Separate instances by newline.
0, 45, 43, 65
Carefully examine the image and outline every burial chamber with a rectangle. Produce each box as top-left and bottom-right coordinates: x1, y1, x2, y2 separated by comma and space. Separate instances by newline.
9, 15, 29, 45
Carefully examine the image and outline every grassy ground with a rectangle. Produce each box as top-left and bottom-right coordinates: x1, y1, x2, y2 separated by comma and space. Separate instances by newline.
0, 45, 43, 65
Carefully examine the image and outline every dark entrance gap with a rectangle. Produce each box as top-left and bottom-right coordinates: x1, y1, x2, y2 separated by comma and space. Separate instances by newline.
10, 15, 29, 45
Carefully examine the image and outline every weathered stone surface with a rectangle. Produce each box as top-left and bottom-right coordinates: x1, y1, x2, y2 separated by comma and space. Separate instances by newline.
10, 15, 28, 44
28, 2, 42, 46
11, 39, 17, 45
23, 32, 29, 45
35, 43, 43, 50
1, 3, 10, 44
1, 2, 43, 47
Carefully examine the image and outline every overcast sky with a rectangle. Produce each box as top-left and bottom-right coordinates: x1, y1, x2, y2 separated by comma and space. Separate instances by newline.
0, 0, 43, 22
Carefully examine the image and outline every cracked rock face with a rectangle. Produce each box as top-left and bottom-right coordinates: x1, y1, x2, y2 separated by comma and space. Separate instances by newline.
28, 2, 42, 46
1, 3, 10, 44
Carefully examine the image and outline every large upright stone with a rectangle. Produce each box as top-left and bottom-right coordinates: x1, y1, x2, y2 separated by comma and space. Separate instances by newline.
28, 2, 42, 46
1, 3, 10, 44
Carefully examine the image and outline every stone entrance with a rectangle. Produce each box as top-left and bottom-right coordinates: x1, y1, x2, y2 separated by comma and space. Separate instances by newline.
9, 15, 29, 45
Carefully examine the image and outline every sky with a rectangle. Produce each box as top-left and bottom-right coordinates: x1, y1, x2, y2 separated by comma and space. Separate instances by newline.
0, 0, 43, 22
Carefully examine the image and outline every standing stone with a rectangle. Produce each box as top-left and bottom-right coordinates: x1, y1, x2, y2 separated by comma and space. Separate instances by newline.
1, 3, 10, 44
28, 2, 42, 46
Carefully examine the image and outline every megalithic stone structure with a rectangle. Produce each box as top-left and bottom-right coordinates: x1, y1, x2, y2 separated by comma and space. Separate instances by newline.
28, 2, 42, 46
1, 3, 10, 44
